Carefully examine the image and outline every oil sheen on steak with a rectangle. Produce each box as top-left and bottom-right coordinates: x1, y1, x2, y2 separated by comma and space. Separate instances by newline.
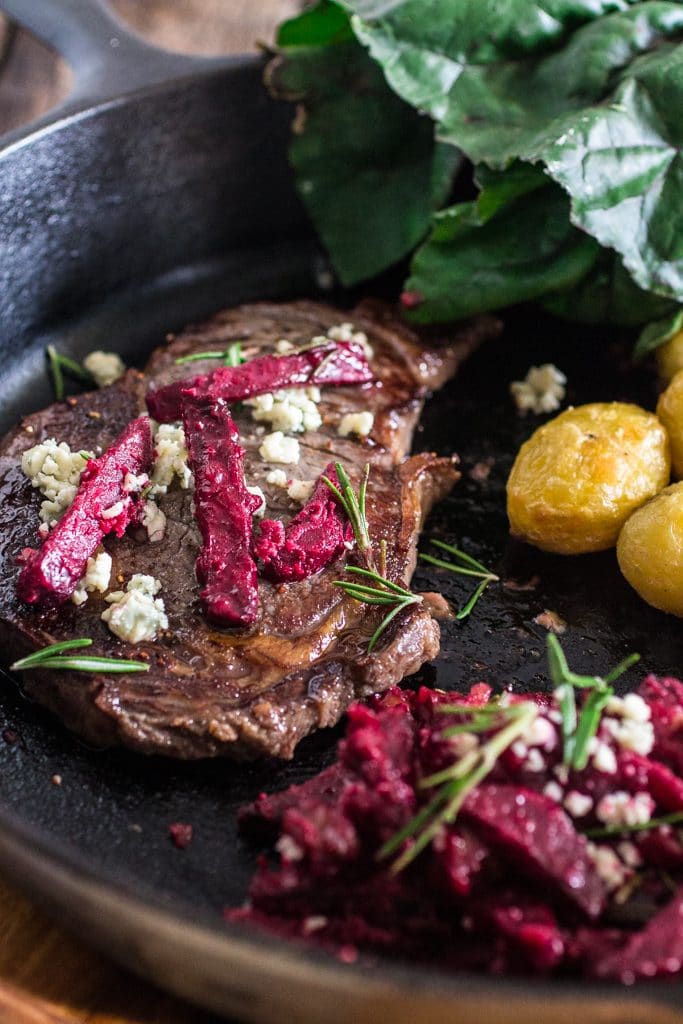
0, 300, 499, 759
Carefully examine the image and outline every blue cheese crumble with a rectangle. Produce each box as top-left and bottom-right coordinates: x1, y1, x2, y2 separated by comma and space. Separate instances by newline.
101, 574, 168, 643
83, 351, 126, 388
149, 423, 193, 496
21, 439, 90, 524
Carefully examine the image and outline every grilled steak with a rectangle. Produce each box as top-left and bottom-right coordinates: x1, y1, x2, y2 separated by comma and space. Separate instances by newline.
0, 300, 499, 759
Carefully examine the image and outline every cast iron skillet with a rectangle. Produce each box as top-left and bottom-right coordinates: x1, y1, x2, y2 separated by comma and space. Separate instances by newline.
0, 3, 682, 1021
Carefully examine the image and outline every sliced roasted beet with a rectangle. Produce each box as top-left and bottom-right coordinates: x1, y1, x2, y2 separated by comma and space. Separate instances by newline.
281, 804, 361, 878
254, 463, 353, 583
237, 764, 346, 839
339, 703, 417, 844
592, 888, 683, 982
489, 901, 565, 972
434, 827, 490, 898
618, 751, 683, 812
638, 828, 683, 870
462, 784, 607, 919
182, 397, 260, 627
147, 341, 373, 423
16, 415, 152, 605
638, 676, 683, 776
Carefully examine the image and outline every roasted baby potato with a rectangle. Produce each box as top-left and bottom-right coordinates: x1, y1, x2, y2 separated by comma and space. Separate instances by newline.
618, 483, 683, 616
656, 369, 683, 478
656, 330, 683, 383
507, 403, 670, 554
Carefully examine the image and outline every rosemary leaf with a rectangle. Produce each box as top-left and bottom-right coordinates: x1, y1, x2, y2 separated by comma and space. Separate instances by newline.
345, 565, 414, 598
419, 553, 493, 579
11, 637, 149, 674
174, 350, 225, 364
419, 539, 498, 621
390, 778, 466, 872
429, 539, 492, 574
604, 652, 641, 684
456, 577, 492, 621
558, 683, 578, 768
46, 344, 64, 400
586, 811, 683, 840
322, 462, 372, 556
442, 713, 512, 736
572, 686, 614, 771
225, 342, 244, 367
333, 582, 401, 605
376, 786, 451, 862
438, 703, 504, 716
367, 600, 416, 653
17, 656, 150, 673
11, 638, 92, 668
174, 341, 245, 367
46, 346, 94, 400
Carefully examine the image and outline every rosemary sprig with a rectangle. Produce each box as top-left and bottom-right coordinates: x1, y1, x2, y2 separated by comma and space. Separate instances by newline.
46, 345, 94, 400
419, 539, 498, 621
547, 635, 640, 771
322, 462, 371, 558
174, 341, 244, 366
10, 638, 150, 674
333, 566, 422, 653
586, 811, 683, 840
324, 462, 425, 652
378, 699, 538, 872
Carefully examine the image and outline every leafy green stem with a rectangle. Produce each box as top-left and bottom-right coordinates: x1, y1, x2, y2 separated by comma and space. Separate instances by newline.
175, 341, 245, 366
419, 538, 498, 621
322, 462, 371, 557
586, 811, 683, 840
46, 346, 94, 400
11, 638, 150, 674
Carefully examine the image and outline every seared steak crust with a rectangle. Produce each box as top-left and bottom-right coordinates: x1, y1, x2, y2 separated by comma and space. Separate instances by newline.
0, 300, 500, 759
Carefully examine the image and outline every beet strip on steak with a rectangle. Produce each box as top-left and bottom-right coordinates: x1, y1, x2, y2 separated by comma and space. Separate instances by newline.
181, 395, 261, 627
16, 415, 152, 605
147, 340, 372, 423
254, 463, 353, 583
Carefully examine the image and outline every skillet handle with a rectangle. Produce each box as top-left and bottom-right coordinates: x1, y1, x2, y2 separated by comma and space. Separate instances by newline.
0, 0, 218, 104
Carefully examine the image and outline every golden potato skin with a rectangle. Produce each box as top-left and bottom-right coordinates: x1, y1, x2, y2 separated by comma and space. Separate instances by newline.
656, 330, 683, 382
618, 483, 683, 616
507, 403, 670, 554
656, 369, 683, 478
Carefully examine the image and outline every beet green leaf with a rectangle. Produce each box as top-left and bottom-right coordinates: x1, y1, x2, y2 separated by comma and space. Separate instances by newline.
268, 1, 460, 285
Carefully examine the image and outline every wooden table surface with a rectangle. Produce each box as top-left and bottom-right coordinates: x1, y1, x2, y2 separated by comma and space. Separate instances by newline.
0, 3, 296, 1023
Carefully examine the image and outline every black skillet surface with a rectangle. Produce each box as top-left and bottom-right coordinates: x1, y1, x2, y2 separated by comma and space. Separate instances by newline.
0, 2, 682, 1022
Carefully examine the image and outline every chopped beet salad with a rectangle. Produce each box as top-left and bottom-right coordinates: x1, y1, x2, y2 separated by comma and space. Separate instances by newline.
233, 641, 683, 983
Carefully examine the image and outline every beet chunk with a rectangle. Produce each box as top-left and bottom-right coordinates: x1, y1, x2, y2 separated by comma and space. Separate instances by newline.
147, 341, 373, 423
182, 397, 260, 627
254, 464, 353, 583
462, 784, 607, 919
237, 764, 346, 840
16, 415, 152, 605
592, 888, 683, 982
638, 676, 683, 776
618, 751, 683, 811
433, 828, 490, 898
489, 901, 565, 973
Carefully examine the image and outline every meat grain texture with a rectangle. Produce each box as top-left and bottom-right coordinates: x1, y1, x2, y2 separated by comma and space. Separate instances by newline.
0, 301, 498, 759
